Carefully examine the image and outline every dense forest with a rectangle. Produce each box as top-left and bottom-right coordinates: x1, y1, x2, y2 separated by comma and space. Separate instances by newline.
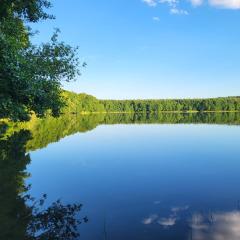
62, 91, 105, 114
63, 91, 240, 114
101, 97, 240, 112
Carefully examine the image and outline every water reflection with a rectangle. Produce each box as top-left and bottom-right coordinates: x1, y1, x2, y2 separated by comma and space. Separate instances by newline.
0, 129, 87, 240
4, 112, 240, 152
190, 211, 240, 240
2, 113, 240, 239
143, 206, 189, 228
142, 206, 240, 240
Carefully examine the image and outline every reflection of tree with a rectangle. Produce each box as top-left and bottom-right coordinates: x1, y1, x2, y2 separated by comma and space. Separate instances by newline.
0, 130, 31, 239
26, 194, 88, 240
0, 122, 8, 136
0, 129, 87, 240
4, 112, 240, 153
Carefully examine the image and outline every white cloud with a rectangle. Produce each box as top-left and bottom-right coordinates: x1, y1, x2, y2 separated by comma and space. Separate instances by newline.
159, 0, 179, 6
142, 0, 158, 6
159, 0, 189, 15
209, 0, 240, 9
190, 0, 204, 6
153, 16, 160, 21
142, 0, 240, 15
170, 8, 189, 14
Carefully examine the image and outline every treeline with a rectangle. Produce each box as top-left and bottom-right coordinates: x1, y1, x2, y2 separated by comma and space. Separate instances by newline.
100, 97, 240, 113
63, 91, 240, 113
3, 91, 240, 123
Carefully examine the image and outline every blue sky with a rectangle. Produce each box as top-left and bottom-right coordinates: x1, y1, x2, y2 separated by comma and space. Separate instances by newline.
33, 0, 240, 99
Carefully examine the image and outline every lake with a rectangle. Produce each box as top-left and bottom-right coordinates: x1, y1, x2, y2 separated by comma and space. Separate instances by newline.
1, 112, 240, 240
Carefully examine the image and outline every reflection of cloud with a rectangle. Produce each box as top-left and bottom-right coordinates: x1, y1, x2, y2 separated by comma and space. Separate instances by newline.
191, 211, 240, 240
171, 205, 189, 213
142, 205, 189, 227
157, 205, 189, 227
158, 217, 177, 227
142, 214, 158, 224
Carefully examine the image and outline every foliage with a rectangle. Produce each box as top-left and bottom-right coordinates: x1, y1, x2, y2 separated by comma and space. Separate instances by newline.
63, 91, 105, 114
60, 91, 240, 116
0, 0, 80, 121
0, 0, 54, 22
26, 196, 87, 240
100, 97, 240, 113
59, 91, 240, 115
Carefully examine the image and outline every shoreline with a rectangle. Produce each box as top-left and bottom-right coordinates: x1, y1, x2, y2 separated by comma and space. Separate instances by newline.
73, 110, 240, 115
1, 110, 240, 123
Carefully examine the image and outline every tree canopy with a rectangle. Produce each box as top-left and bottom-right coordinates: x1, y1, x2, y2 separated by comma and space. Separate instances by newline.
0, 0, 80, 121
60, 91, 240, 115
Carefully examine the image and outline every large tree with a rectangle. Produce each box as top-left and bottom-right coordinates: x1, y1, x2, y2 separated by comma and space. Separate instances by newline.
0, 0, 81, 121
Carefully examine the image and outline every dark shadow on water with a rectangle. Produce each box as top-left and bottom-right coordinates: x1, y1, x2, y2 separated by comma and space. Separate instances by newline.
0, 129, 87, 240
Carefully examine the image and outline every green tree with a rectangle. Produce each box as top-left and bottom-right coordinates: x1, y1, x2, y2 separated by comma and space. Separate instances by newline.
0, 0, 81, 121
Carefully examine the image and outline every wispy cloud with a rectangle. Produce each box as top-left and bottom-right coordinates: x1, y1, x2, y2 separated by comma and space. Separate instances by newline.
170, 8, 189, 14
209, 0, 240, 9
190, 0, 204, 6
142, 0, 158, 7
153, 16, 160, 21
143, 0, 189, 15
142, 0, 240, 15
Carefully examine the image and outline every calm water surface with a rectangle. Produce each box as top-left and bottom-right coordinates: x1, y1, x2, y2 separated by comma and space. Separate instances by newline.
2, 113, 240, 239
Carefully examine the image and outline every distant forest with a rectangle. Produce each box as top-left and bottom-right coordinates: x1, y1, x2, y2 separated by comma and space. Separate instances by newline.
63, 91, 240, 114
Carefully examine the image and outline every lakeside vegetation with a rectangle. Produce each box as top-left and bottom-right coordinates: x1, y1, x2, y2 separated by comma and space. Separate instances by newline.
0, 0, 81, 121
2, 89, 240, 152
63, 91, 240, 114
101, 97, 240, 112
